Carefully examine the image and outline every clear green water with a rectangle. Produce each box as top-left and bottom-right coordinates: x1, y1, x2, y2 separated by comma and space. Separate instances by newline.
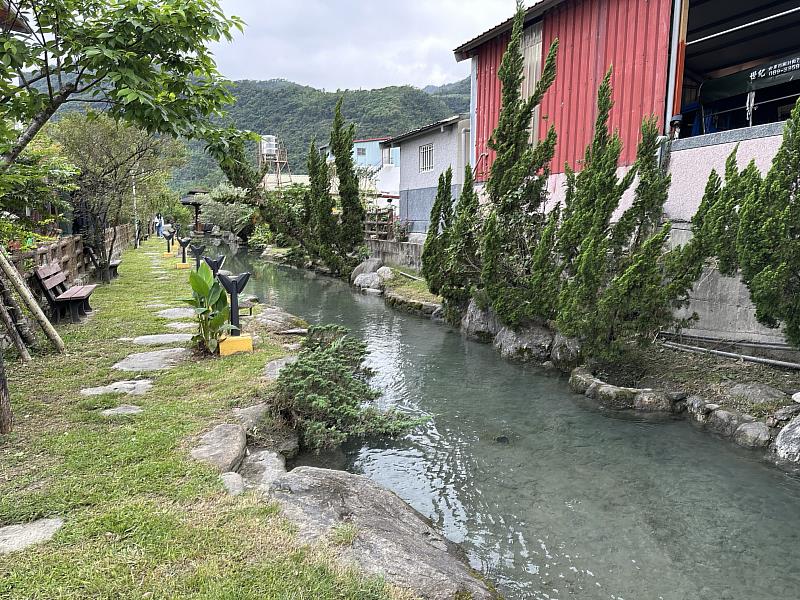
229, 253, 800, 600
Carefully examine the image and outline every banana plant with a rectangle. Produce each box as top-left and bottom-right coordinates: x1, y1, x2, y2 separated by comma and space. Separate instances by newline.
183, 261, 234, 353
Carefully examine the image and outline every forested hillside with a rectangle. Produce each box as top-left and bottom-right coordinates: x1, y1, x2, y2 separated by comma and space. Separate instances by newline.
171, 78, 471, 191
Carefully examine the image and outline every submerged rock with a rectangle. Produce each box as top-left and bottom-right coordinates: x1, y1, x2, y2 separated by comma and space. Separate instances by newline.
460, 299, 501, 343
634, 390, 672, 412
190, 423, 247, 473
774, 415, 800, 464
493, 325, 553, 363
569, 367, 599, 395
269, 466, 495, 599
733, 422, 771, 449
350, 258, 383, 283
593, 383, 638, 410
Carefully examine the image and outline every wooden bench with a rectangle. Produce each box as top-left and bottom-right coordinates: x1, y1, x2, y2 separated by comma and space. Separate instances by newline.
34, 263, 97, 324
85, 246, 122, 279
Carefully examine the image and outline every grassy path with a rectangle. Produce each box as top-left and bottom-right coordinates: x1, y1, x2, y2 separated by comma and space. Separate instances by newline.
0, 239, 397, 599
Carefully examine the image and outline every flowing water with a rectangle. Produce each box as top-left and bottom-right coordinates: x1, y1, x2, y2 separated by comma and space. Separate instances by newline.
227, 250, 800, 600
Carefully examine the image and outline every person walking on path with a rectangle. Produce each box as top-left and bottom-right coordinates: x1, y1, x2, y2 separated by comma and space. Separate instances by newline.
154, 213, 164, 237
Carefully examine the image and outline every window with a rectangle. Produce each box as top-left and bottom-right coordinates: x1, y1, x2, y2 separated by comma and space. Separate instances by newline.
382, 147, 393, 165
356, 147, 366, 156
419, 143, 434, 173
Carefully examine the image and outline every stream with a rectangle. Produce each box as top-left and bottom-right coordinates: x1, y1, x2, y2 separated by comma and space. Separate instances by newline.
226, 249, 800, 600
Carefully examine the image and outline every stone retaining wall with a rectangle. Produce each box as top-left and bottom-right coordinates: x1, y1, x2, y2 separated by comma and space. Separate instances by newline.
365, 239, 423, 271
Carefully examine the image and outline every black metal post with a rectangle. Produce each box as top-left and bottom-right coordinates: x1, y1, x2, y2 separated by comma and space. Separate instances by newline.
164, 231, 174, 253
218, 272, 251, 336
203, 255, 226, 278
190, 245, 206, 271
178, 238, 192, 263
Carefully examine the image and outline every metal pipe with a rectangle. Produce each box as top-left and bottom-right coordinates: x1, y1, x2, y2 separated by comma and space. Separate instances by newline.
662, 340, 800, 370
687, 6, 800, 46
665, 0, 684, 133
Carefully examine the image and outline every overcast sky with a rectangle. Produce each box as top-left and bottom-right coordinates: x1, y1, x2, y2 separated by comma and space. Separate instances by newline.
211, 0, 516, 90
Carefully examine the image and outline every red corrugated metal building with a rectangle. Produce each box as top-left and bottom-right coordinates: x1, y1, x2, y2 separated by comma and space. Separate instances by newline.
458, 0, 674, 182
457, 0, 800, 183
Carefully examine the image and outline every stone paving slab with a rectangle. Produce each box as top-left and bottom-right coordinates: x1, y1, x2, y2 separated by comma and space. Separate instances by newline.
81, 380, 153, 396
0, 518, 64, 555
156, 307, 194, 319
101, 404, 143, 417
112, 348, 192, 372
166, 322, 195, 331
132, 333, 192, 346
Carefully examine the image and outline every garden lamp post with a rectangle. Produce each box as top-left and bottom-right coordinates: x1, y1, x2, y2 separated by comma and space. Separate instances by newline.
164, 231, 174, 254
178, 238, 192, 263
218, 272, 251, 336
190, 245, 206, 271
203, 255, 226, 278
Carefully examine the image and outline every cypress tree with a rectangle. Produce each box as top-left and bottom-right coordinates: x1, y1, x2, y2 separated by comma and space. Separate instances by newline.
306, 138, 339, 271
330, 97, 364, 254
421, 167, 453, 295
479, 0, 560, 325
441, 165, 482, 319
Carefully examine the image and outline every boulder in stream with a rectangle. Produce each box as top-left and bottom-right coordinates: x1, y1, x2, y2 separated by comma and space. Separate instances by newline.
460, 299, 501, 343
493, 325, 553, 363
350, 258, 383, 283
774, 415, 800, 465
269, 466, 496, 599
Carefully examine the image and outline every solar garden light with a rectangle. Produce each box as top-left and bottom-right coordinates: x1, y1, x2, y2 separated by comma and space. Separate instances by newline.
203, 255, 226, 278
218, 272, 251, 337
176, 238, 192, 270
189, 244, 206, 271
163, 231, 175, 257
217, 271, 255, 356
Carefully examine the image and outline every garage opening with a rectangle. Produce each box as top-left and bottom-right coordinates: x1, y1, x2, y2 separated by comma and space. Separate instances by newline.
675, 0, 800, 138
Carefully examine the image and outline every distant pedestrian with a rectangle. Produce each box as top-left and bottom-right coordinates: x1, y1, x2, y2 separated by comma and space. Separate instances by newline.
154, 213, 164, 237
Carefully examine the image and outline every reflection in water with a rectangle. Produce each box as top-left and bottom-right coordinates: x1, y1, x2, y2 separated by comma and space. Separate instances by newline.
228, 249, 800, 600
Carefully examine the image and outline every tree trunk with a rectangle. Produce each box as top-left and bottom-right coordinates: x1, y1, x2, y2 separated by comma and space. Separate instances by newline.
0, 351, 11, 434
0, 275, 36, 347
0, 299, 31, 363
0, 249, 65, 353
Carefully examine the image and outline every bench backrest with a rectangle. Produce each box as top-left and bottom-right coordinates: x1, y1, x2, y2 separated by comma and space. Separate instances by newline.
35, 262, 70, 303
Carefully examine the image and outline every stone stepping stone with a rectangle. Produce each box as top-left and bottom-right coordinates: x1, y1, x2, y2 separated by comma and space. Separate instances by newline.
220, 472, 244, 496
132, 333, 192, 346
145, 303, 170, 309
101, 404, 143, 417
264, 356, 298, 381
0, 518, 64, 555
156, 307, 194, 320
156, 276, 169, 281
239, 449, 286, 491
81, 380, 153, 396
112, 348, 192, 372
166, 322, 194, 331
190, 423, 246, 473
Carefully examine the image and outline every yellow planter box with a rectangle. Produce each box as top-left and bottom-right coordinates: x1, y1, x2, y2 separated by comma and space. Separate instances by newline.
175, 262, 191, 270
219, 334, 253, 357
162, 252, 173, 258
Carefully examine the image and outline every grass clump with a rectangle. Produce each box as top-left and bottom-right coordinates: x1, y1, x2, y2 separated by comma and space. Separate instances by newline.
331, 522, 359, 546
383, 267, 441, 304
273, 324, 424, 451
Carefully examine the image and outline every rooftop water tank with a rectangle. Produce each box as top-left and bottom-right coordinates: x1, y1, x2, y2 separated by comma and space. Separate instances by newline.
261, 135, 277, 158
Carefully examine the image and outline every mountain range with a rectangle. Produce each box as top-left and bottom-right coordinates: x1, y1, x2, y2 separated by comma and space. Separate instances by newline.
171, 77, 471, 191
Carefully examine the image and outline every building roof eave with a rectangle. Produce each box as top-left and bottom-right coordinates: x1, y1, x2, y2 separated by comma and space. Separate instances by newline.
453, 0, 565, 61
1, 0, 33, 33
381, 115, 466, 147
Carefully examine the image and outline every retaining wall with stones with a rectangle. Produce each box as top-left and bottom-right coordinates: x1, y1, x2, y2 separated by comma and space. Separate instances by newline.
365, 239, 423, 271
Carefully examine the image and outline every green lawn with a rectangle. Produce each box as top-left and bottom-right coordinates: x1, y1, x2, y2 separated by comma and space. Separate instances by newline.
0, 239, 401, 599
383, 266, 441, 305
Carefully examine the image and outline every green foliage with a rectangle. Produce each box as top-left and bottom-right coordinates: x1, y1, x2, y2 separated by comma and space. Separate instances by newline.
272, 325, 421, 451
196, 184, 257, 235
248, 223, 276, 249
421, 168, 453, 295
439, 166, 482, 320
202, 128, 264, 196
183, 262, 231, 353
1, 0, 243, 170
263, 185, 309, 246
330, 98, 365, 254
305, 139, 341, 272
0, 129, 77, 247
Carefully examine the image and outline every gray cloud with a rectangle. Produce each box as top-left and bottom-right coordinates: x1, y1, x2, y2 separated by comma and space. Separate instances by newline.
212, 0, 515, 89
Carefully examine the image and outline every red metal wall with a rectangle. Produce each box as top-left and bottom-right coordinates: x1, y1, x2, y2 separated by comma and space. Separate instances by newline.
474, 33, 509, 181
472, 0, 673, 179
